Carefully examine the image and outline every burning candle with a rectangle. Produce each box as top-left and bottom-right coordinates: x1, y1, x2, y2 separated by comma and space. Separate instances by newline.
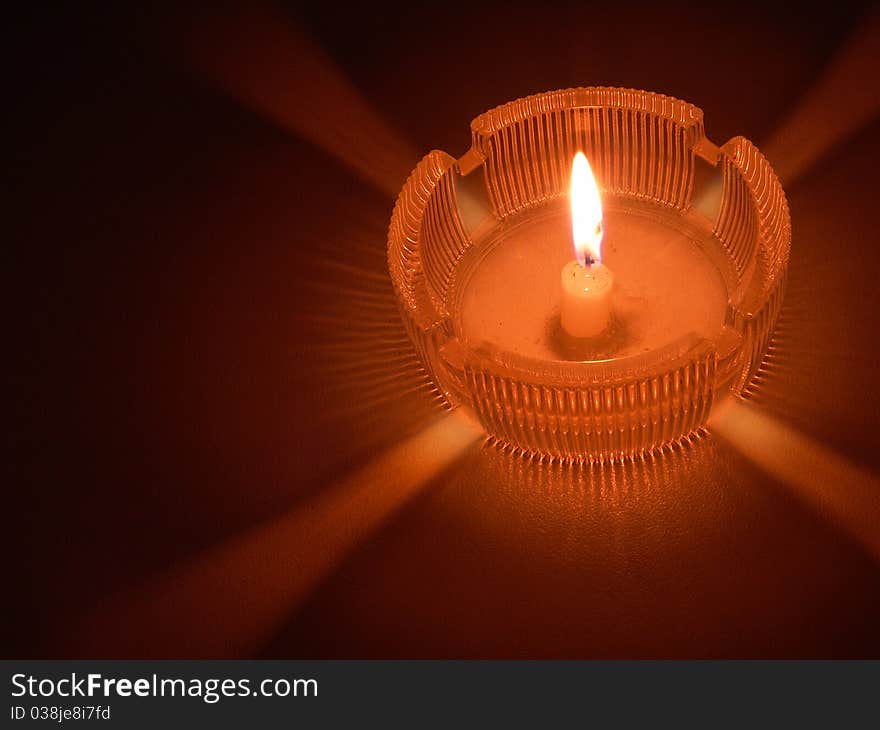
560, 152, 614, 338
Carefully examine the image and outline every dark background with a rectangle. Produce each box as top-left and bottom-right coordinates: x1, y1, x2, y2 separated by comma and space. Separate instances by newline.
8, 1, 880, 658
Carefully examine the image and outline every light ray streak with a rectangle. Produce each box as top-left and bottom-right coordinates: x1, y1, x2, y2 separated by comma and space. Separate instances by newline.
762, 8, 880, 186
68, 410, 484, 658
711, 397, 880, 564
181, 3, 419, 197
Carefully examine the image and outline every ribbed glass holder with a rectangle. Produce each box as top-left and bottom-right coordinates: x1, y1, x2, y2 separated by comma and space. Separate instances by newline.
388, 87, 790, 460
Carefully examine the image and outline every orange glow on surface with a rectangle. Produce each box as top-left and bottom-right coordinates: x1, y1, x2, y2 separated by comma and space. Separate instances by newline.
570, 151, 604, 265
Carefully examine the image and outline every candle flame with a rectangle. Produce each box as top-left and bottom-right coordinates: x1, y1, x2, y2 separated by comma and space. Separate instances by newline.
570, 151, 604, 265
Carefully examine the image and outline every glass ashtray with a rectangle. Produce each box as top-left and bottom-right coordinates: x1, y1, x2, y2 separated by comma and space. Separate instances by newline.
388, 87, 790, 460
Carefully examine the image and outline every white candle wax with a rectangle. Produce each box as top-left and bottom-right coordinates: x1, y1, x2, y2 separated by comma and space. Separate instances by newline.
560, 151, 614, 338
560, 260, 614, 338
